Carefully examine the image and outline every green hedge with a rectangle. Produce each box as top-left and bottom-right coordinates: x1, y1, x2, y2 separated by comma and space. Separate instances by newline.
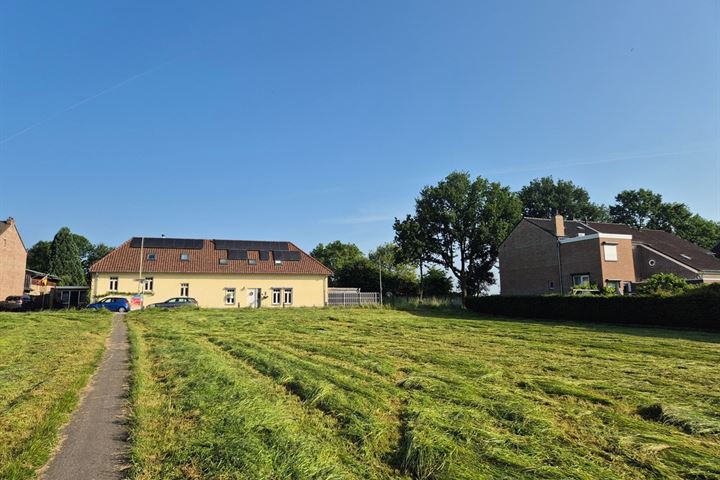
465, 295, 720, 330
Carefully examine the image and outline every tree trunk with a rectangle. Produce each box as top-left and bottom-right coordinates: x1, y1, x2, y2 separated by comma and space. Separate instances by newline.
459, 259, 467, 305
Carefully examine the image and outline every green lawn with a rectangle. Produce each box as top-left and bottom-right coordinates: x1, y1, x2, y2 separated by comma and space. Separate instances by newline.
127, 308, 720, 480
0, 310, 112, 480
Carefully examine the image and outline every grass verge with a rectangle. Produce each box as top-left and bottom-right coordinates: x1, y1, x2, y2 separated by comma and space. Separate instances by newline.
0, 310, 112, 480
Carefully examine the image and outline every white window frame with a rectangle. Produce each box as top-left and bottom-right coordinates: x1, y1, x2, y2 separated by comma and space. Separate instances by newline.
572, 274, 590, 287
271, 288, 282, 305
248, 259, 257, 265
283, 288, 293, 305
603, 243, 618, 262
180, 283, 189, 297
224, 288, 236, 305
147, 253, 157, 261
180, 253, 190, 261
109, 277, 119, 291
143, 277, 154, 292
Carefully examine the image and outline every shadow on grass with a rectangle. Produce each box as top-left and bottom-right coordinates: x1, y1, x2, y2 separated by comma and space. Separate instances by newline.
397, 306, 720, 344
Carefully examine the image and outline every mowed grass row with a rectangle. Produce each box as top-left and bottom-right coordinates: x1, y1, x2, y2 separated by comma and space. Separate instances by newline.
127, 308, 720, 479
0, 311, 112, 480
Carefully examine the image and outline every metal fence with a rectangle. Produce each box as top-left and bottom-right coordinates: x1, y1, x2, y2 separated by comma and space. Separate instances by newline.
327, 291, 380, 306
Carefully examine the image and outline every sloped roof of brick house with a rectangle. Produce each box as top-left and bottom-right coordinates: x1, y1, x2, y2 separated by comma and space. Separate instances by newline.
90, 238, 332, 275
0, 217, 26, 250
523, 218, 720, 273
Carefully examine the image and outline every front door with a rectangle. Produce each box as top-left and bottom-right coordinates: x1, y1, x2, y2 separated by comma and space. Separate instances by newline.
247, 288, 260, 308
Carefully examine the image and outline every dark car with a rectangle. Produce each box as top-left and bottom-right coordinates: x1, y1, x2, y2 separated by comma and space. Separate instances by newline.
148, 297, 199, 309
3, 295, 35, 311
86, 297, 130, 312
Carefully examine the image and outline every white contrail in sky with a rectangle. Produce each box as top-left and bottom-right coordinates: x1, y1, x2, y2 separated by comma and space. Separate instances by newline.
486, 147, 713, 175
0, 59, 173, 145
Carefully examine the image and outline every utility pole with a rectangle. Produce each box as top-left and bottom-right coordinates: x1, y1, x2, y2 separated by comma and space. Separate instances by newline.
138, 237, 145, 308
378, 259, 383, 306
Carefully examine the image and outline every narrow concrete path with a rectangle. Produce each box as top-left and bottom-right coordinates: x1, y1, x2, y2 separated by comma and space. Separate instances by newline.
42, 314, 130, 480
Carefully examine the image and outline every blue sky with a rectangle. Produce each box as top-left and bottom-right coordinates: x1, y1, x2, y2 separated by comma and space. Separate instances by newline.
1, 0, 718, 255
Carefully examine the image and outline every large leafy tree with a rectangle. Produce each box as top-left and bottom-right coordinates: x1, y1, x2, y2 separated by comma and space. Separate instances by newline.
85, 243, 114, 271
27, 240, 52, 272
312, 241, 419, 295
403, 171, 522, 298
519, 176, 609, 221
609, 189, 664, 228
48, 227, 86, 286
394, 215, 430, 301
610, 189, 720, 249
369, 243, 419, 297
310, 241, 365, 285
369, 243, 416, 278
674, 215, 720, 250
422, 267, 453, 297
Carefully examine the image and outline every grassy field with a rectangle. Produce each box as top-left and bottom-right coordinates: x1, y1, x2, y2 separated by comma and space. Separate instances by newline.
0, 310, 112, 480
127, 307, 720, 480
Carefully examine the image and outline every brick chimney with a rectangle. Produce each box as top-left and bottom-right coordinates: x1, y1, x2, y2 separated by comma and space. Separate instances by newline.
553, 214, 565, 237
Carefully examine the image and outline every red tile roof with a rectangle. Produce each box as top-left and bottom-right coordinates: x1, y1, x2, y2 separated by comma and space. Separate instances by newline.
90, 239, 332, 276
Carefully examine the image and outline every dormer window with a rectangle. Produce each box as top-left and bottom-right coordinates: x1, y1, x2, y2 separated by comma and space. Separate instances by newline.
180, 253, 190, 261
147, 253, 157, 261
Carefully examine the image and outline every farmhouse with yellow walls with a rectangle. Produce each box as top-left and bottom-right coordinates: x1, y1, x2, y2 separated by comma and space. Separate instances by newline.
90, 238, 331, 308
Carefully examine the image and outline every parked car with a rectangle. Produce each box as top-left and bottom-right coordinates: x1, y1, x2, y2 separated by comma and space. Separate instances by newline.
2, 295, 36, 311
148, 297, 199, 309
86, 297, 130, 312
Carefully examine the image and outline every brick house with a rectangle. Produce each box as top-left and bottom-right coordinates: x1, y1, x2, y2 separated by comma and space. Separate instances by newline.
90, 237, 332, 308
0, 217, 28, 300
498, 215, 720, 295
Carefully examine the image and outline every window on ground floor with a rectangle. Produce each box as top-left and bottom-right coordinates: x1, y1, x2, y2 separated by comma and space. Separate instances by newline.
224, 288, 236, 305
606, 280, 621, 293
109, 277, 118, 291
180, 283, 189, 297
283, 288, 293, 305
572, 274, 590, 287
272, 288, 281, 305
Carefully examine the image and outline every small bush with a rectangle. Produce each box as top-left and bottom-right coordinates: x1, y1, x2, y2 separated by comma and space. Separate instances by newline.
639, 273, 690, 296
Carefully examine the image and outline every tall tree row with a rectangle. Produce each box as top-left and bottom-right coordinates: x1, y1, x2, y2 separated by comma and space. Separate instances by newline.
310, 240, 453, 298
517, 177, 719, 250
26, 228, 114, 285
